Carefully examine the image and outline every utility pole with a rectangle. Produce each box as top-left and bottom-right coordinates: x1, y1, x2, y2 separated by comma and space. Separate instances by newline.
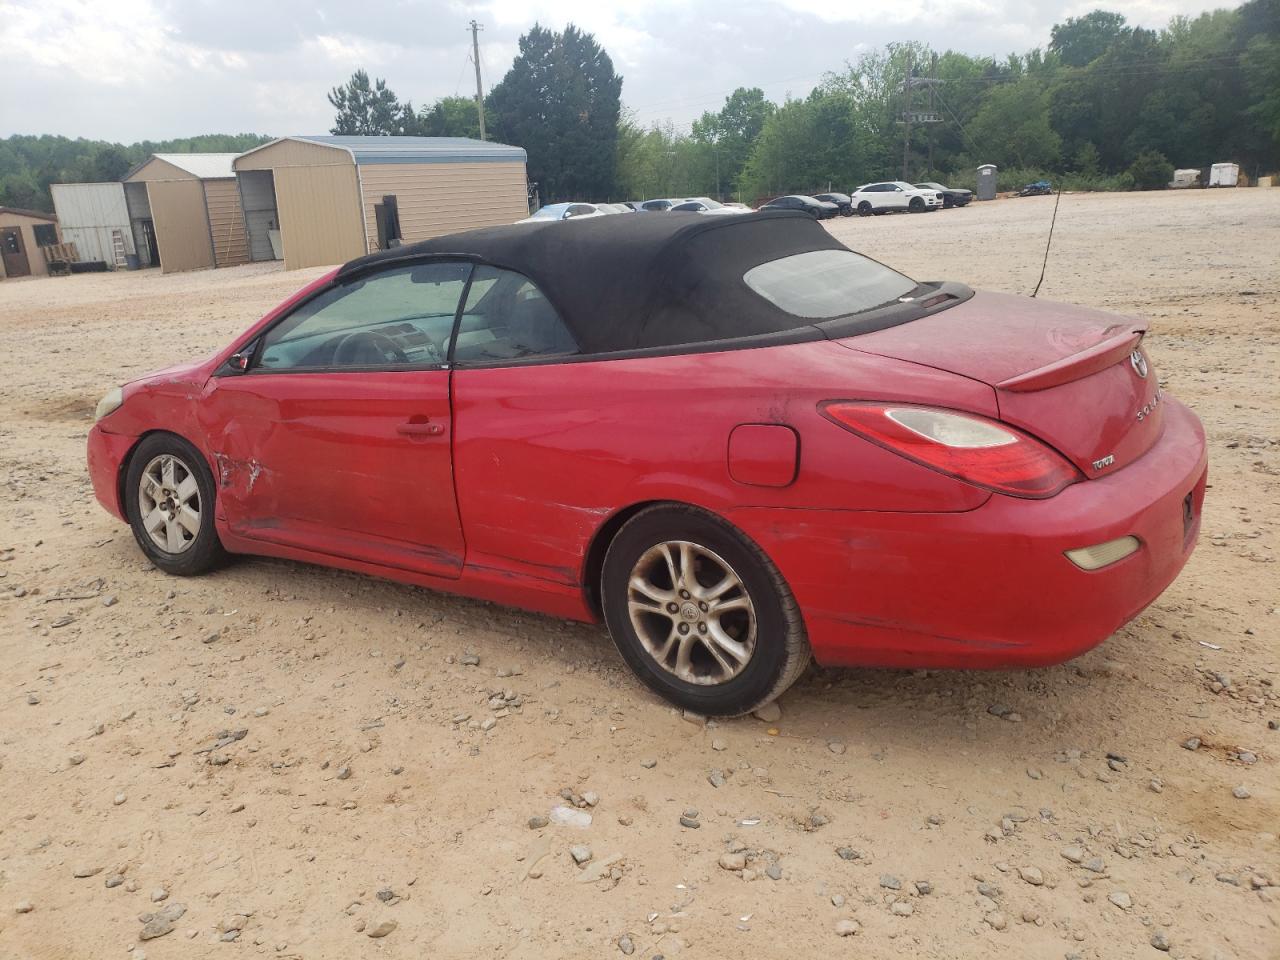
901, 49, 913, 181
928, 52, 937, 177
469, 20, 486, 141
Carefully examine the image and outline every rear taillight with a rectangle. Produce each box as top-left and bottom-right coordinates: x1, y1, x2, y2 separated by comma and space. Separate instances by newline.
821, 402, 1082, 499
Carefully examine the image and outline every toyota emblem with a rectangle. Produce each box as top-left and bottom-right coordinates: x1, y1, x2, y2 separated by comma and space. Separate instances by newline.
1130, 349, 1148, 378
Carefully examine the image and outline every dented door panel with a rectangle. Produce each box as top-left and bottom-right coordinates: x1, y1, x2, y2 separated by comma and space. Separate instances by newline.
202, 369, 464, 578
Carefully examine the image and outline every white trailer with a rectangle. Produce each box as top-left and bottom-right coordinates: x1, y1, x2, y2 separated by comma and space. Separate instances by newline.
50, 182, 136, 264
1208, 163, 1239, 187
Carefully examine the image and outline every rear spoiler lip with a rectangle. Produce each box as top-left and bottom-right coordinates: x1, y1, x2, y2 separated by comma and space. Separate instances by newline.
997, 327, 1146, 392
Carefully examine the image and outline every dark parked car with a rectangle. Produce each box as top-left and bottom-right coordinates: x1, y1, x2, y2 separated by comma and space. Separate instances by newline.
813, 192, 855, 216
914, 182, 972, 208
760, 195, 838, 219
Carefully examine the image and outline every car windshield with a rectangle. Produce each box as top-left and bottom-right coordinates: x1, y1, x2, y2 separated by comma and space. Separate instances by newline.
743, 249, 917, 319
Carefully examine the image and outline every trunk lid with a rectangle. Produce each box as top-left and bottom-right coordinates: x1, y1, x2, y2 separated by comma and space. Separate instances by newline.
837, 290, 1164, 478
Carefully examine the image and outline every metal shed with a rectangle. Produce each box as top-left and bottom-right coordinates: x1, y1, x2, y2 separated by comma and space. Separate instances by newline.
124, 154, 249, 273
232, 136, 529, 271
0, 207, 60, 279
50, 182, 144, 267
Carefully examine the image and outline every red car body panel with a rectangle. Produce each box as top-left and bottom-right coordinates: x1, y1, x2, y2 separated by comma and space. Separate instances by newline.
87, 268, 1207, 672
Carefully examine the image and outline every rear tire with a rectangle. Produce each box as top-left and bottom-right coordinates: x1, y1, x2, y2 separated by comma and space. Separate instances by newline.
857, 201, 872, 216
601, 504, 810, 716
124, 432, 227, 577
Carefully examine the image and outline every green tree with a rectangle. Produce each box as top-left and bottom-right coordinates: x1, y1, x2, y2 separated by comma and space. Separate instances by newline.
691, 88, 775, 197
967, 77, 1062, 169
91, 146, 130, 181
328, 69, 418, 136
1127, 149, 1173, 188
1050, 10, 1130, 67
486, 23, 622, 200
420, 96, 483, 138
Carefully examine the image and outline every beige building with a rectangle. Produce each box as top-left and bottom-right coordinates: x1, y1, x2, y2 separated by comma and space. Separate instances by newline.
0, 207, 60, 279
124, 154, 249, 273
232, 136, 529, 270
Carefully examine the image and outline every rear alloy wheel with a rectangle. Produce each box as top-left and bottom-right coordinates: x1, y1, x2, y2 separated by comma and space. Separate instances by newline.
857, 201, 873, 216
125, 433, 227, 576
909, 196, 925, 212
602, 505, 809, 716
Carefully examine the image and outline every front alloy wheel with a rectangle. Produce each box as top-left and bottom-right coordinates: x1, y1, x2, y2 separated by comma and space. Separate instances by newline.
138, 454, 202, 554
125, 432, 227, 576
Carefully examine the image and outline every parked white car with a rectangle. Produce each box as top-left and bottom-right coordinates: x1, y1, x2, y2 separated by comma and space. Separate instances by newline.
849, 181, 943, 215
518, 202, 606, 224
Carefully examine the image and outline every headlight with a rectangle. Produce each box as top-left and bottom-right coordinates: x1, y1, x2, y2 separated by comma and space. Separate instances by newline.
94, 387, 124, 422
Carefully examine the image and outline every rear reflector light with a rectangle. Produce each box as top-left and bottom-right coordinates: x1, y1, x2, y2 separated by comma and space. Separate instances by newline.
821, 402, 1082, 499
1065, 536, 1140, 570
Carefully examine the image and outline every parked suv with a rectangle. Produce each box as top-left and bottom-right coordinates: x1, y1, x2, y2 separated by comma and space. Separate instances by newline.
850, 182, 943, 215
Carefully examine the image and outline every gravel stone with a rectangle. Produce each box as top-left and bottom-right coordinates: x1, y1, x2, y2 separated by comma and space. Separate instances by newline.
834, 918, 860, 936
570, 844, 592, 865
528, 815, 549, 829
1232, 785, 1251, 799
719, 852, 747, 871
366, 920, 397, 938
753, 703, 781, 723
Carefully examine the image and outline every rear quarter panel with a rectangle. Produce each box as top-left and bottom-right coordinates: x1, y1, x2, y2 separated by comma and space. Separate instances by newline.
450, 340, 997, 588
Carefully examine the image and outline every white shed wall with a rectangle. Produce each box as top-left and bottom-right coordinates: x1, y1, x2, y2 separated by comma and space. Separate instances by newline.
50, 182, 135, 263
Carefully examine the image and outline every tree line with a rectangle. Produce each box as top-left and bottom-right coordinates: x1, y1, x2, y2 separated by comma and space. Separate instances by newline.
332, 3, 1277, 202
0, 134, 272, 213
3, 2, 1275, 213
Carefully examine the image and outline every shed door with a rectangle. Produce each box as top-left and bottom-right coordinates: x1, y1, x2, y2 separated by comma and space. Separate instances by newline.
273, 164, 366, 270
1, 227, 31, 278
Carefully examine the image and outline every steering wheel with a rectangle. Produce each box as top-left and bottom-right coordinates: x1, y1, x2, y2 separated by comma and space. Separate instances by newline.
333, 330, 409, 366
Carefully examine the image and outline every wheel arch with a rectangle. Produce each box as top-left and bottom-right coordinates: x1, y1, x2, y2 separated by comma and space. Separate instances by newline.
582, 500, 668, 618
581, 498, 799, 622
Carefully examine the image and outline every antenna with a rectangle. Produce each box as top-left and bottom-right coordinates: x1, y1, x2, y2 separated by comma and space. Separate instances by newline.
1031, 186, 1063, 298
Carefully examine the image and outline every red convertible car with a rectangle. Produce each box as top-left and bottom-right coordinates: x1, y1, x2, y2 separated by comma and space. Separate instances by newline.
88, 212, 1206, 716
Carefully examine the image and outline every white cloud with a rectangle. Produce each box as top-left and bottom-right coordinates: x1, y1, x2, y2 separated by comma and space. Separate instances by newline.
0, 0, 1245, 142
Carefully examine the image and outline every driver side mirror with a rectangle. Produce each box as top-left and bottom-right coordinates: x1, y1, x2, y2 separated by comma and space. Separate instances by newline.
219, 349, 253, 376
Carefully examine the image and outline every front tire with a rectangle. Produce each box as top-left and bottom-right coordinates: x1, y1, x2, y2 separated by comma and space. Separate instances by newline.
909, 197, 924, 212
601, 504, 810, 716
124, 433, 227, 576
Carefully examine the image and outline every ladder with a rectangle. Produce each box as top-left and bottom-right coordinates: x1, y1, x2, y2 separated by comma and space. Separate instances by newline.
111, 230, 128, 268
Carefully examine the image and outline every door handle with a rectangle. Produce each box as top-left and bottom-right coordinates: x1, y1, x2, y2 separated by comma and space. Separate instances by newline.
397, 420, 444, 437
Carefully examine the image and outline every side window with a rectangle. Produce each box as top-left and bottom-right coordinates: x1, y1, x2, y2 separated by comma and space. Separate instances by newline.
256, 261, 471, 371
452, 266, 578, 364
33, 224, 59, 247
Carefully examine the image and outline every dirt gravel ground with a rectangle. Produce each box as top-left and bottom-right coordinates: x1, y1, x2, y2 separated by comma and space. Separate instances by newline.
0, 189, 1276, 960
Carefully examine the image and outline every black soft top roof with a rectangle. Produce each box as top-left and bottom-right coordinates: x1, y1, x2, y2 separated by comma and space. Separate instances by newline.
337, 211, 854, 355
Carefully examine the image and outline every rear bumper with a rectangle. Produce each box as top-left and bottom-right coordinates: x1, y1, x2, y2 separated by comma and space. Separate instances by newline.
729, 398, 1207, 669
87, 425, 136, 522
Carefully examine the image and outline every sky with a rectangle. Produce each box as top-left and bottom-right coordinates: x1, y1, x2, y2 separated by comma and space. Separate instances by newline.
0, 0, 1239, 143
